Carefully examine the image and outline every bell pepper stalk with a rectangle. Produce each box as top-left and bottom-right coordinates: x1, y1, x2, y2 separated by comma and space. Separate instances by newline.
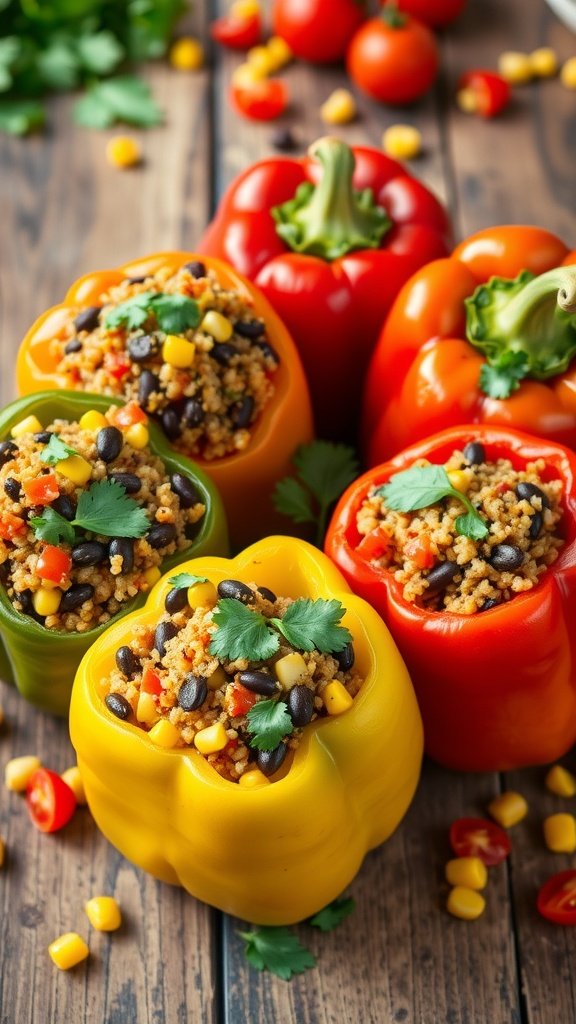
199, 136, 451, 442
362, 225, 576, 465
325, 424, 576, 772
69, 536, 423, 925
15, 252, 313, 550
0, 391, 228, 717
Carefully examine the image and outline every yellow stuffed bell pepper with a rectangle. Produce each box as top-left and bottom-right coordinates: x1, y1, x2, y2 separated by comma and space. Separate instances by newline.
70, 536, 422, 925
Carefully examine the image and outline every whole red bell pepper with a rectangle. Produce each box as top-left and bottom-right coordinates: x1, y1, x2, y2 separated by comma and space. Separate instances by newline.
363, 225, 576, 465
325, 424, 576, 772
199, 136, 451, 442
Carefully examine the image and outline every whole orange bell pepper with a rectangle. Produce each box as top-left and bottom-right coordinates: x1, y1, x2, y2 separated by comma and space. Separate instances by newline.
363, 226, 576, 465
16, 252, 313, 549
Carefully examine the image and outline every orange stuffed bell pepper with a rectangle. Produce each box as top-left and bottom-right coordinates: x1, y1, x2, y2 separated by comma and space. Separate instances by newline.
16, 252, 313, 548
69, 537, 423, 925
362, 225, 576, 465
326, 424, 576, 772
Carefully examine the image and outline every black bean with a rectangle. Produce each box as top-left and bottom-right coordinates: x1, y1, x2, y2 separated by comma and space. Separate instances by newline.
97, 425, 123, 463
0, 441, 17, 466
231, 396, 254, 430
238, 670, 278, 696
72, 541, 108, 566
185, 520, 203, 541
109, 537, 135, 574
218, 579, 255, 603
234, 319, 265, 339
171, 473, 200, 509
211, 343, 236, 366
480, 597, 501, 612
154, 620, 180, 659
147, 523, 177, 549
64, 338, 82, 354
165, 586, 188, 614
4, 477, 21, 501
128, 334, 155, 362
183, 261, 207, 279
161, 407, 182, 441
33, 431, 53, 444
488, 544, 525, 572
74, 306, 102, 333
287, 685, 314, 727
270, 127, 297, 152
108, 472, 141, 495
424, 560, 461, 596
115, 645, 140, 678
256, 743, 287, 777
138, 369, 160, 410
178, 674, 208, 711
515, 482, 550, 510
255, 340, 280, 364
51, 494, 76, 520
336, 642, 355, 672
528, 511, 543, 540
183, 398, 205, 428
258, 586, 277, 603
105, 693, 132, 720
463, 441, 486, 466
60, 584, 94, 612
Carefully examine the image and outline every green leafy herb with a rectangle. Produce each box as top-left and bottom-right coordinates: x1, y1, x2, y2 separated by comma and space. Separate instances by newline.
238, 927, 316, 981
245, 699, 293, 752
309, 897, 355, 932
74, 75, 163, 129
274, 441, 359, 547
0, 100, 45, 135
0, 37, 21, 93
479, 351, 529, 399
76, 32, 125, 76
37, 40, 80, 91
31, 479, 149, 543
30, 508, 76, 547
40, 434, 79, 465
271, 598, 352, 654
105, 291, 200, 333
376, 465, 489, 541
209, 597, 353, 662
168, 573, 208, 589
209, 600, 280, 662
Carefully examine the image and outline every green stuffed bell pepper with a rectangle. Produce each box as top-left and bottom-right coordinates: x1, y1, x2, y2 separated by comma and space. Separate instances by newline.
0, 391, 228, 715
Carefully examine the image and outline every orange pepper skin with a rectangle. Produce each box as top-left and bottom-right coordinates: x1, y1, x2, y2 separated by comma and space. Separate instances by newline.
326, 424, 576, 773
16, 252, 314, 549
363, 227, 575, 465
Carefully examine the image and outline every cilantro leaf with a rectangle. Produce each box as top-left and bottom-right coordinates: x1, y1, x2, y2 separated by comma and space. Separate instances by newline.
455, 512, 489, 541
0, 100, 45, 136
209, 600, 279, 662
168, 573, 208, 589
273, 441, 359, 546
105, 292, 156, 330
40, 434, 79, 465
30, 508, 76, 547
150, 293, 200, 333
37, 40, 80, 91
246, 699, 293, 751
273, 478, 315, 524
0, 37, 20, 93
73, 92, 115, 129
271, 598, 352, 654
479, 351, 529, 399
73, 75, 163, 129
74, 479, 149, 538
237, 927, 315, 981
309, 897, 355, 932
376, 465, 489, 542
77, 32, 124, 75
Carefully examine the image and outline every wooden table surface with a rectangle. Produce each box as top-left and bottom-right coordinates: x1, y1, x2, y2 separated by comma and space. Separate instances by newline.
1, 1, 576, 1021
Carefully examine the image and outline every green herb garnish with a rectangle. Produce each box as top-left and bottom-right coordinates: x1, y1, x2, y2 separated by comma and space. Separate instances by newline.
74, 75, 163, 129
208, 597, 351, 662
105, 291, 200, 334
168, 573, 209, 589
271, 599, 352, 653
245, 699, 294, 752
40, 435, 79, 465
273, 441, 359, 546
376, 464, 489, 541
31, 479, 149, 544
29, 508, 76, 547
238, 927, 316, 981
309, 897, 355, 932
478, 351, 529, 399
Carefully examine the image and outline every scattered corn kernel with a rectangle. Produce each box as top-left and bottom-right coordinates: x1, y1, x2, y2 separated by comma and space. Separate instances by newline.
488, 791, 528, 828
0, 837, 5, 868
247, 45, 275, 77
84, 896, 122, 932
456, 87, 478, 114
143, 566, 162, 588
61, 766, 86, 805
445, 857, 488, 891
208, 665, 227, 691
125, 423, 149, 449
275, 652, 308, 690
169, 37, 204, 72
324, 680, 354, 716
56, 454, 92, 486
545, 764, 576, 798
543, 812, 576, 853
320, 88, 357, 126
148, 719, 181, 748
48, 932, 89, 971
33, 586, 62, 617
530, 47, 558, 77
136, 692, 160, 726
239, 769, 271, 788
162, 334, 196, 368
5, 755, 41, 792
105, 136, 141, 170
382, 124, 422, 161
561, 57, 576, 89
232, 62, 267, 87
188, 580, 218, 610
447, 469, 470, 494
11, 415, 43, 438
267, 36, 292, 71
446, 886, 486, 921
194, 722, 228, 754
231, 0, 260, 17
498, 50, 533, 84
200, 310, 233, 342
79, 410, 108, 432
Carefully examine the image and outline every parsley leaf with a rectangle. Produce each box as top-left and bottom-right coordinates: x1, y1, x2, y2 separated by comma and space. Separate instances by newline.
74, 479, 149, 538
376, 465, 489, 542
40, 434, 79, 465
105, 292, 156, 330
73, 75, 163, 129
238, 927, 315, 981
271, 598, 352, 654
209, 600, 279, 662
104, 292, 200, 333
274, 441, 359, 546
272, 478, 315, 525
479, 351, 529, 399
30, 508, 76, 547
246, 699, 293, 751
168, 573, 208, 589
37, 40, 80, 91
455, 511, 489, 541
309, 897, 355, 932
77, 32, 124, 76
0, 99, 44, 135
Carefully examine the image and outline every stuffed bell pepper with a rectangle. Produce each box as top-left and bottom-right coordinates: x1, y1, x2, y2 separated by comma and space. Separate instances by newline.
0, 391, 227, 715
70, 537, 423, 925
199, 136, 451, 442
16, 252, 313, 548
326, 424, 576, 772
363, 225, 576, 464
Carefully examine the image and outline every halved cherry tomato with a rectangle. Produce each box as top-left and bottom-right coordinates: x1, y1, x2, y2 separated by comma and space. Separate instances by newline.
449, 817, 511, 866
26, 768, 77, 833
230, 79, 288, 121
457, 70, 510, 118
227, 682, 258, 717
404, 535, 435, 569
36, 545, 72, 585
211, 10, 262, 50
0, 513, 26, 540
537, 870, 576, 925
104, 352, 131, 380
356, 527, 391, 561
23, 473, 59, 505
111, 401, 148, 429
142, 667, 163, 696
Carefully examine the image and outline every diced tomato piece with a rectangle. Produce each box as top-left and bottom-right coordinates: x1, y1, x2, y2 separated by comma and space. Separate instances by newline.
26, 768, 77, 833
23, 473, 59, 505
449, 817, 511, 866
404, 535, 435, 569
0, 512, 26, 540
112, 401, 148, 429
104, 352, 132, 380
142, 667, 163, 696
211, 11, 262, 49
36, 545, 72, 585
356, 527, 391, 561
538, 870, 576, 925
230, 79, 288, 121
227, 682, 259, 718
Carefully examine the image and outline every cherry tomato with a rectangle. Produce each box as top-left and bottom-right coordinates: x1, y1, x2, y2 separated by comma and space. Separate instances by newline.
230, 79, 288, 121
356, 528, 391, 561
142, 667, 163, 696
271, 0, 365, 64
404, 535, 435, 569
227, 682, 258, 718
347, 9, 439, 105
392, 0, 466, 28
112, 401, 148, 429
23, 472, 59, 505
211, 10, 262, 50
457, 70, 510, 118
0, 512, 25, 540
537, 870, 576, 925
26, 768, 77, 833
36, 545, 72, 585
449, 817, 511, 866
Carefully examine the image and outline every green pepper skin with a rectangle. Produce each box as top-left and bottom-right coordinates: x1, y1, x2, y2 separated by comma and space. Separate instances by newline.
0, 391, 229, 715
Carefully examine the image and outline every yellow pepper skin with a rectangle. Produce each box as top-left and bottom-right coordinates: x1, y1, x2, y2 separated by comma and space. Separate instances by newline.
70, 537, 423, 926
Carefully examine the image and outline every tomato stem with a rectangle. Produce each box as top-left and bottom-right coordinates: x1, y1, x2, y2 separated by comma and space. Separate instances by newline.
379, 2, 408, 29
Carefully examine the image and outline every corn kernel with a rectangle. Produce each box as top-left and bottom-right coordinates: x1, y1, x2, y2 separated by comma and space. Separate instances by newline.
445, 857, 488, 891
232, 62, 267, 87
79, 410, 108, 432
136, 692, 160, 726
247, 45, 275, 77
208, 665, 227, 690
456, 87, 478, 114
545, 764, 576, 798
33, 586, 62, 617
194, 722, 228, 754
320, 88, 357, 126
106, 136, 141, 170
488, 791, 528, 828
323, 679, 354, 716
125, 423, 149, 449
61, 766, 86, 806
187, 580, 218, 610
543, 812, 576, 853
169, 37, 204, 72
446, 886, 486, 921
530, 47, 558, 77
4, 755, 41, 792
143, 566, 162, 588
231, 0, 260, 17
0, 837, 5, 868
84, 896, 122, 932
162, 334, 196, 368
275, 652, 308, 690
447, 469, 470, 494
11, 415, 43, 438
56, 454, 92, 486
498, 50, 533, 84
382, 124, 422, 161
200, 310, 234, 342
148, 719, 181, 748
48, 933, 89, 970
239, 769, 271, 788
561, 57, 576, 89
267, 36, 292, 71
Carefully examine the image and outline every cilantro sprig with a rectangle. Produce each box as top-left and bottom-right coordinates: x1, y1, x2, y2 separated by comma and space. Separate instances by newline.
478, 351, 529, 399
105, 291, 200, 334
309, 897, 355, 932
273, 441, 359, 547
245, 700, 294, 752
376, 465, 489, 541
208, 598, 352, 663
30, 479, 149, 544
40, 434, 79, 465
168, 573, 209, 589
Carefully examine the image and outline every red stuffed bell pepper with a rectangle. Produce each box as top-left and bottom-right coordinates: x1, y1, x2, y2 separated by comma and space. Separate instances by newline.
363, 225, 576, 465
326, 424, 576, 772
200, 136, 451, 442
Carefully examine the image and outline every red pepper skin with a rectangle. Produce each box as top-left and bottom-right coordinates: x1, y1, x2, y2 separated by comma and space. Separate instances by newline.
325, 424, 576, 772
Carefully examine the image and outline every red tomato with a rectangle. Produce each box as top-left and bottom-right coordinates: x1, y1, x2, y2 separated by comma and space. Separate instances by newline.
227, 682, 258, 718
36, 545, 72, 585
0, 512, 25, 540
271, 0, 365, 64
23, 473, 59, 505
230, 79, 288, 121
356, 528, 391, 561
392, 0, 466, 28
404, 536, 435, 569
537, 870, 576, 925
449, 817, 511, 866
26, 768, 77, 833
457, 70, 510, 118
112, 401, 148, 429
105, 352, 131, 380
347, 10, 439, 105
142, 667, 163, 696
211, 10, 262, 49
